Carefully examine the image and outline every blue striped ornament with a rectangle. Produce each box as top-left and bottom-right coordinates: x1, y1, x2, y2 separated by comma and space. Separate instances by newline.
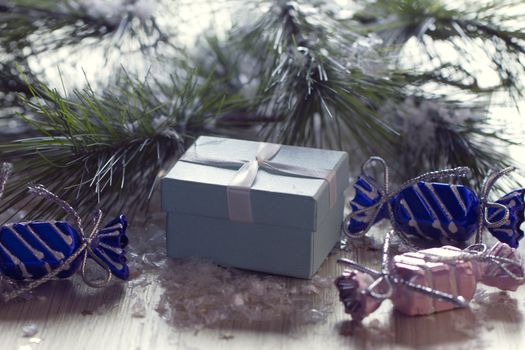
0, 215, 128, 281
348, 176, 524, 247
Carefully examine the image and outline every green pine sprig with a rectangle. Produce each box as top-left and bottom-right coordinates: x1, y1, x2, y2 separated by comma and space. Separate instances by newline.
0, 0, 172, 122
382, 95, 520, 191
0, 68, 226, 221
354, 0, 525, 100
231, 1, 402, 153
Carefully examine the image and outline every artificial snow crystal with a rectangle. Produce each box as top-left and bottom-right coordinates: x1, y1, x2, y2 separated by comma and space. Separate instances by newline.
220, 332, 234, 340
129, 275, 151, 288
131, 299, 147, 318
21, 324, 38, 338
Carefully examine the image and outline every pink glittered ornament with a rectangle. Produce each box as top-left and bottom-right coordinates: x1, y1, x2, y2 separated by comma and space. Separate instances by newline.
336, 231, 525, 320
391, 246, 478, 316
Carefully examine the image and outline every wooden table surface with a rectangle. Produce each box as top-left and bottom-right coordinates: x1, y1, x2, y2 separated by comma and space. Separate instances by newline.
1, 216, 524, 350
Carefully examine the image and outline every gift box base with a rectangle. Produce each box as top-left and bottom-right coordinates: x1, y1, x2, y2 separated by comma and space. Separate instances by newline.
165, 198, 343, 279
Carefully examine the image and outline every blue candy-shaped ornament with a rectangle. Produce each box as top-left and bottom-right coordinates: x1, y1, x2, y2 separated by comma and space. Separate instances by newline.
0, 215, 128, 281
344, 157, 525, 248
0, 162, 129, 300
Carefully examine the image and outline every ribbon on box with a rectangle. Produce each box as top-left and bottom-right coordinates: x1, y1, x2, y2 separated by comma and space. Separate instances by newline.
181, 142, 338, 223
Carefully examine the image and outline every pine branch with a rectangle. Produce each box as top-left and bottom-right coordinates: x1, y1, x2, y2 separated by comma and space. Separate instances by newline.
0, 1, 117, 58
0, 69, 225, 222
0, 0, 173, 137
0, 0, 168, 54
355, 0, 525, 99
230, 1, 402, 152
190, 1, 517, 187
380, 96, 519, 191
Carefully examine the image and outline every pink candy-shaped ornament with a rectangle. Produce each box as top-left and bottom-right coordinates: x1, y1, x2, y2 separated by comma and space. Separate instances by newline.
336, 233, 525, 320
391, 246, 478, 316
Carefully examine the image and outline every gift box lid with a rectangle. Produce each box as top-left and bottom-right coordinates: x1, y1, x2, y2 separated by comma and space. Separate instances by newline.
161, 136, 349, 231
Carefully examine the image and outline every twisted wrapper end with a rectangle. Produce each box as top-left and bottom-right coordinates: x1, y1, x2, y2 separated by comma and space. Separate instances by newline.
88, 214, 129, 281
485, 189, 525, 248
479, 242, 525, 291
335, 269, 382, 321
476, 166, 517, 245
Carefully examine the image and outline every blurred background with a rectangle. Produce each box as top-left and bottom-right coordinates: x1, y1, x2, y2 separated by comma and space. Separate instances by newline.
0, 0, 524, 220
